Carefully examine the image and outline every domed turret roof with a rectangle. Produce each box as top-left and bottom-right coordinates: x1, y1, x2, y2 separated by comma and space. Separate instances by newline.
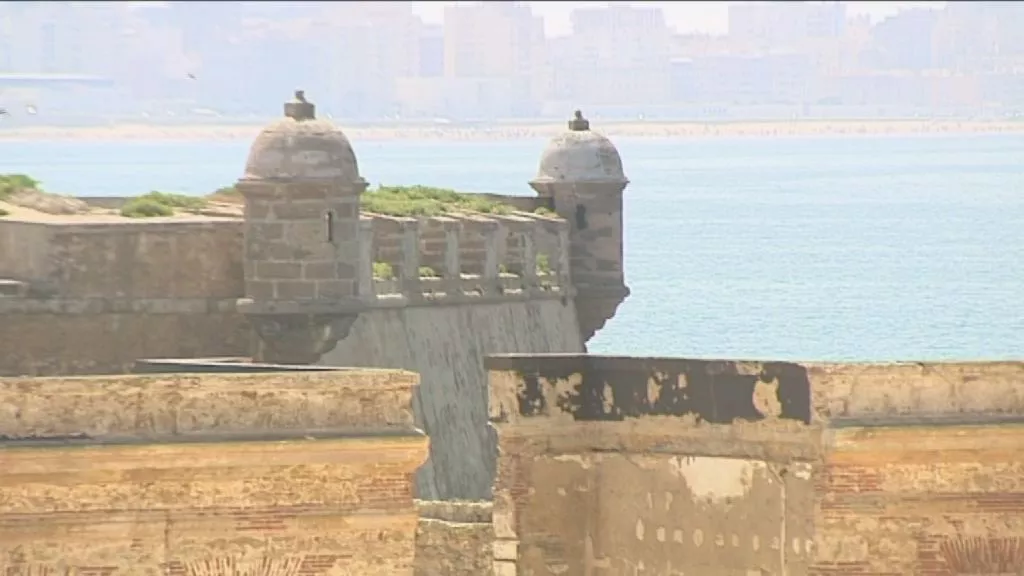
533, 111, 626, 185
243, 90, 361, 182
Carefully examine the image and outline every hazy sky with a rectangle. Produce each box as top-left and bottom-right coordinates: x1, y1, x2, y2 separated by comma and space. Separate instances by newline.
410, 1, 947, 36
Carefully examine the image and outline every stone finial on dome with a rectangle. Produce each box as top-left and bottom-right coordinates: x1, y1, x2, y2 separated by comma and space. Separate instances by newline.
285, 89, 315, 121
241, 90, 363, 182
568, 110, 590, 131
531, 110, 626, 185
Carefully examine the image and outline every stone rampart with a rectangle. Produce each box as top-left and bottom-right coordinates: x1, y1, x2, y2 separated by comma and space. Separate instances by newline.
0, 215, 249, 376
485, 354, 1024, 576
414, 500, 495, 576
0, 216, 243, 299
0, 368, 429, 574
0, 196, 577, 376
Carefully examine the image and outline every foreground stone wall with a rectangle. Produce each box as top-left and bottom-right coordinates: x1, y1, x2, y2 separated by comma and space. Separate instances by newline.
485, 355, 1024, 576
415, 500, 494, 576
486, 355, 820, 576
0, 369, 428, 574
810, 362, 1024, 576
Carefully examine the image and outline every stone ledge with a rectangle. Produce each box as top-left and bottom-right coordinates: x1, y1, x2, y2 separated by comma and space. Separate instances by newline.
367, 288, 572, 309
0, 507, 418, 528
0, 297, 241, 315
0, 436, 428, 473
486, 355, 1024, 426
493, 419, 822, 462
0, 215, 240, 228
0, 292, 575, 316
0, 370, 420, 441
0, 437, 429, 513
415, 500, 493, 524
826, 423, 1024, 464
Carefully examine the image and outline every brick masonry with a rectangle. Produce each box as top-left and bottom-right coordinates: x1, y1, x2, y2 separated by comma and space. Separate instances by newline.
486, 355, 1024, 575
811, 425, 1024, 576
414, 500, 494, 576
0, 369, 428, 575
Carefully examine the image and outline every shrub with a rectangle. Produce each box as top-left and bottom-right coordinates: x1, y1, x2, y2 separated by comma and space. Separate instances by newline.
534, 206, 555, 216
0, 207, 9, 217
0, 173, 40, 200
418, 266, 439, 278
208, 185, 242, 203
136, 191, 207, 211
120, 198, 174, 218
372, 261, 395, 280
360, 185, 515, 217
536, 253, 551, 275
120, 191, 207, 218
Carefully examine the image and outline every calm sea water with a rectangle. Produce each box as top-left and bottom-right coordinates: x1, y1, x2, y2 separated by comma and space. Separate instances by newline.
2, 134, 1022, 361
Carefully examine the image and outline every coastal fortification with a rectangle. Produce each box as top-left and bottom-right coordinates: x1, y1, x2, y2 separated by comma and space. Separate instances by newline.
1, 90, 1021, 575
0, 91, 629, 501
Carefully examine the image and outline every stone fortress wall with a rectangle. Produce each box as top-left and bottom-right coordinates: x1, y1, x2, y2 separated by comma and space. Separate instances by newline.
0, 92, 630, 504
0, 216, 250, 375
2, 90, 1021, 575
0, 201, 570, 376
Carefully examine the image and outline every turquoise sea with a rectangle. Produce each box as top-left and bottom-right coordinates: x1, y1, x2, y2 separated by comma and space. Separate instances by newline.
1, 133, 1022, 361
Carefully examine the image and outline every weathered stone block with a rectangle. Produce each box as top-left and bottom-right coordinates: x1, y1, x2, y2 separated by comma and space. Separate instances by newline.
270, 200, 331, 221
414, 499, 495, 576
243, 200, 271, 219
275, 280, 316, 299
247, 221, 284, 242
255, 261, 302, 280
303, 260, 338, 280
246, 279, 276, 300
316, 279, 355, 300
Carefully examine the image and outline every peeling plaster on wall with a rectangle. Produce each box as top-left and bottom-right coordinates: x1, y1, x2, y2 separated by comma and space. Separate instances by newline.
669, 456, 767, 503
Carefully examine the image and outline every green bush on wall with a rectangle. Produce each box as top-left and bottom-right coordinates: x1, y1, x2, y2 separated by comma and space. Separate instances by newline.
372, 262, 395, 280
361, 185, 515, 217
536, 253, 551, 275
120, 191, 208, 218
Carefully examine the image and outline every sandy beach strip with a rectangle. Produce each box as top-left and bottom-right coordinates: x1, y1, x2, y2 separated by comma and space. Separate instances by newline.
0, 119, 1022, 142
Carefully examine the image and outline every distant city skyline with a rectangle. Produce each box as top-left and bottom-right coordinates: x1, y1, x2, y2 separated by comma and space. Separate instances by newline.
3, 0, 1019, 122
410, 1, 947, 36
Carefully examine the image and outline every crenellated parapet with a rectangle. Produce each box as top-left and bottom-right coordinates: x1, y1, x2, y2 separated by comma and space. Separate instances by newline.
358, 208, 571, 304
